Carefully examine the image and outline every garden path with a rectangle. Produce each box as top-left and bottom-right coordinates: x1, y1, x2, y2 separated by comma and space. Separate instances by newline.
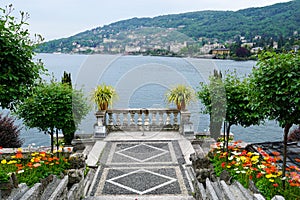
86, 131, 195, 200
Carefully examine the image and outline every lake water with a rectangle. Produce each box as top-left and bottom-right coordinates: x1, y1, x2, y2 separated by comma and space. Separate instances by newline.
19, 53, 285, 147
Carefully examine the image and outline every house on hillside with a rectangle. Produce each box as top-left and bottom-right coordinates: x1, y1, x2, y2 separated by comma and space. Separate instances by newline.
211, 48, 230, 56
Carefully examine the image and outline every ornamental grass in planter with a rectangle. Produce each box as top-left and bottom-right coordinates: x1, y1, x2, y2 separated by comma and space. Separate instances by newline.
165, 84, 195, 111
210, 141, 300, 200
92, 84, 118, 111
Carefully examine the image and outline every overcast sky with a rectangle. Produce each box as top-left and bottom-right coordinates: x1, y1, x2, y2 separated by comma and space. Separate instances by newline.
0, 0, 291, 41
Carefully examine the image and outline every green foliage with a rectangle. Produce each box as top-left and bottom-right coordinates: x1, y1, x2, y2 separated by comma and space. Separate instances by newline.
0, 5, 45, 110
252, 51, 300, 127
0, 114, 23, 148
165, 84, 195, 110
251, 51, 300, 186
15, 82, 90, 151
92, 84, 118, 110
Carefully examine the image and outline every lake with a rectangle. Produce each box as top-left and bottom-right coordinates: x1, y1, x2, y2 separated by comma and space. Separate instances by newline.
19, 53, 285, 147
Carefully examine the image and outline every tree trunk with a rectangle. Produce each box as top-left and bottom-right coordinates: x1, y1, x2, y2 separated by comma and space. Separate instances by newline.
226, 123, 232, 161
56, 128, 59, 157
282, 123, 292, 189
223, 122, 227, 152
50, 128, 54, 153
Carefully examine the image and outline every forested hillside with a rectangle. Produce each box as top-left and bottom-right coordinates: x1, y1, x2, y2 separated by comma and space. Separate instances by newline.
36, 0, 300, 54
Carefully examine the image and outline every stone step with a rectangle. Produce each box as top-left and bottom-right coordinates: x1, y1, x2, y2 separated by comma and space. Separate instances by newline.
86, 141, 106, 167
232, 181, 254, 200
205, 178, 219, 200
211, 181, 224, 199
84, 195, 195, 200
228, 182, 249, 200
220, 180, 236, 200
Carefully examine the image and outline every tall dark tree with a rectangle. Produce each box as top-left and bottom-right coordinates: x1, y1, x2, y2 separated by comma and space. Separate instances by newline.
61, 71, 76, 145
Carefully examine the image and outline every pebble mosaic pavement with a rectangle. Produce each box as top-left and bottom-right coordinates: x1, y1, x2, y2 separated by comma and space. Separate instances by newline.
91, 140, 191, 197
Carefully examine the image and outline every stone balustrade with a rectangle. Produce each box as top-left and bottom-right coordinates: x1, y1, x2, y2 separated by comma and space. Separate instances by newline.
106, 108, 180, 132
94, 108, 193, 137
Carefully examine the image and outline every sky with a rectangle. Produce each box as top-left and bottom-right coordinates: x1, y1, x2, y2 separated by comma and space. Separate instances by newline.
0, 0, 292, 41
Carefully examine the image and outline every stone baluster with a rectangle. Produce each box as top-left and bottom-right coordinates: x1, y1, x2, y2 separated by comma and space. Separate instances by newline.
130, 112, 135, 126
166, 112, 171, 125
158, 111, 164, 126
174, 112, 178, 125
123, 112, 128, 126
152, 111, 157, 125
137, 111, 143, 127
108, 113, 114, 126
116, 113, 121, 126
144, 110, 150, 131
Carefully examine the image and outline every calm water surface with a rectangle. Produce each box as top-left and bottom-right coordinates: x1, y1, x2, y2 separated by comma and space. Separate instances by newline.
19, 53, 284, 147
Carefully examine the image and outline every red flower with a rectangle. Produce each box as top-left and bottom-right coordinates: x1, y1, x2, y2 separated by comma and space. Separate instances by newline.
249, 175, 253, 180
221, 162, 226, 168
273, 183, 278, 187
295, 158, 300, 163
256, 172, 263, 179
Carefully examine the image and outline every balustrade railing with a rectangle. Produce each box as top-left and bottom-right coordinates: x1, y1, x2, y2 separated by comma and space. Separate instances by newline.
104, 108, 180, 132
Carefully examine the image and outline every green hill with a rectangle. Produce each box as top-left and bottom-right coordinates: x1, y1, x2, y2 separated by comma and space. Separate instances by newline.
36, 0, 300, 54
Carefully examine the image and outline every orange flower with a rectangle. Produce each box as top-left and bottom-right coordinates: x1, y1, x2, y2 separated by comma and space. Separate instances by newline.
295, 158, 300, 163
48, 157, 53, 162
271, 151, 280, 156
55, 161, 59, 165
257, 147, 263, 152
27, 162, 33, 168
16, 152, 23, 159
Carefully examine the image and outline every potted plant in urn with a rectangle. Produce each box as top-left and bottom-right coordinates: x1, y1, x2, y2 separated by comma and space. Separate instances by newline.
165, 84, 195, 111
92, 83, 118, 111
92, 84, 117, 136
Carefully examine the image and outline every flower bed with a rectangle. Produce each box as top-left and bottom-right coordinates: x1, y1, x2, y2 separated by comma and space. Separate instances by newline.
210, 141, 300, 200
0, 147, 70, 188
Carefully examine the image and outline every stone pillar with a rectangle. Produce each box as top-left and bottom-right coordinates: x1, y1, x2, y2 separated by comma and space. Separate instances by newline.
94, 111, 106, 138
180, 110, 194, 135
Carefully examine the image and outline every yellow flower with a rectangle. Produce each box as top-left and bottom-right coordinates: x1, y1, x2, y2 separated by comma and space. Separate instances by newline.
266, 174, 273, 179
1, 159, 7, 164
7, 160, 17, 164
269, 179, 274, 182
227, 165, 231, 169
247, 152, 253, 157
31, 158, 35, 163
277, 171, 282, 176
17, 148, 22, 152
11, 156, 16, 159
251, 156, 260, 162
240, 156, 246, 162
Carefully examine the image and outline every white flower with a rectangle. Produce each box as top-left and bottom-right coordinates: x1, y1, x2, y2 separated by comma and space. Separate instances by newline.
17, 170, 24, 174
241, 171, 246, 174
228, 156, 234, 161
